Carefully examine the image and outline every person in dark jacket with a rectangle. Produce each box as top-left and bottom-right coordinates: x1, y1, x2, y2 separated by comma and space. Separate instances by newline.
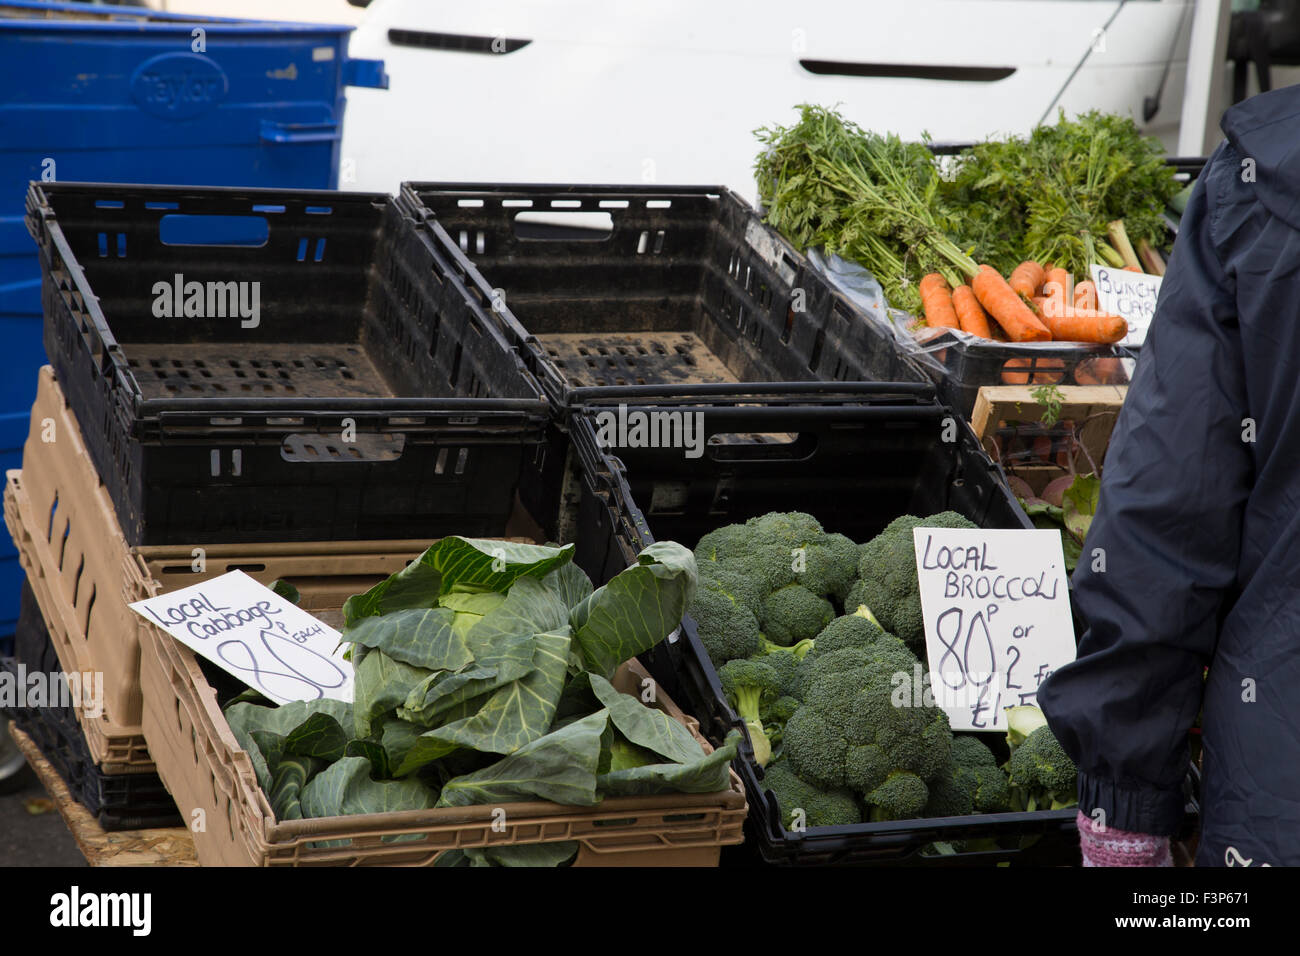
1038, 86, 1300, 868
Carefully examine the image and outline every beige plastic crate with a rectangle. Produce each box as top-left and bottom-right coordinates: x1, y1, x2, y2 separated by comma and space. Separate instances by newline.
3, 367, 428, 771
139, 610, 746, 866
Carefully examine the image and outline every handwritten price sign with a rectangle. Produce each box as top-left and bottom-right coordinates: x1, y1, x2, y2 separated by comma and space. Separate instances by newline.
1090, 265, 1163, 347
130, 570, 352, 705
912, 528, 1076, 732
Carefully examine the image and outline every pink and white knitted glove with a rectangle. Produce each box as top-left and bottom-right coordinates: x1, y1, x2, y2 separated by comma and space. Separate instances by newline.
1077, 810, 1172, 867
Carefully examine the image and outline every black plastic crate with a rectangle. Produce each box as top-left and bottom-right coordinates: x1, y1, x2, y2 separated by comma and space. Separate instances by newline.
26, 182, 551, 546
924, 337, 1138, 420
398, 183, 934, 536
1, 582, 180, 831
567, 387, 1082, 865
399, 183, 931, 404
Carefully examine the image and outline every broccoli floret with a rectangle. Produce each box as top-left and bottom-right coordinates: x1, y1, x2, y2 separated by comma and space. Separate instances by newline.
698, 561, 764, 616
718, 658, 783, 766
761, 584, 834, 646
811, 611, 891, 656
844, 578, 872, 618
690, 585, 761, 667
867, 771, 931, 821
694, 523, 754, 564
1007, 724, 1078, 812
797, 533, 861, 601
746, 512, 825, 550
763, 760, 862, 830
748, 544, 799, 595
924, 737, 1010, 817
754, 646, 801, 699
762, 695, 801, 746
783, 653, 952, 818
857, 511, 977, 653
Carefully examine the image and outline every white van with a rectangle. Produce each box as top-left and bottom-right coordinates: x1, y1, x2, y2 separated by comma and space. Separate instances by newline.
341, 0, 1197, 201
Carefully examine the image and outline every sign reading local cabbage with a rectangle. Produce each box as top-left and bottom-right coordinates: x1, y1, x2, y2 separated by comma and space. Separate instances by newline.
1089, 264, 1163, 347
911, 528, 1075, 732
130, 571, 351, 705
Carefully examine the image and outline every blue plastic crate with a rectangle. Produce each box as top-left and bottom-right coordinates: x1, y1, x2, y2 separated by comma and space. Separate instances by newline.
0, 0, 386, 635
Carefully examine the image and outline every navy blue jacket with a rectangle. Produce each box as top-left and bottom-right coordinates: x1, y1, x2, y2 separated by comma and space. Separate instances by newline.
1039, 87, 1300, 868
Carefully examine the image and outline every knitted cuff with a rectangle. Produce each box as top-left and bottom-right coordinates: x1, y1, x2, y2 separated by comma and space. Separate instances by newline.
1077, 810, 1172, 867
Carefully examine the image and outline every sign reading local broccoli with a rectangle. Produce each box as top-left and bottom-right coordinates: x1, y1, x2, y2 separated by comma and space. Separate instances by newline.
911, 526, 1077, 732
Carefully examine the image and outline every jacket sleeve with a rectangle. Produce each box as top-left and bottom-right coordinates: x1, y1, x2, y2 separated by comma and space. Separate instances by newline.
1037, 145, 1250, 835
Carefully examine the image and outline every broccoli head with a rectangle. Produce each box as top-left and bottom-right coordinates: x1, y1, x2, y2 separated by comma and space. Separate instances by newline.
783, 654, 952, 817
796, 634, 919, 698
867, 771, 932, 821
694, 523, 754, 564
762, 759, 862, 829
718, 658, 783, 766
690, 584, 761, 667
857, 511, 977, 653
761, 584, 834, 646
811, 611, 892, 657
745, 512, 825, 550
1007, 724, 1078, 811
697, 561, 764, 616
797, 533, 861, 601
924, 736, 1010, 817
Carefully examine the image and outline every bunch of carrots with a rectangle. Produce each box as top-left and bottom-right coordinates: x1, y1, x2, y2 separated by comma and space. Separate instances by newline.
919, 260, 1128, 345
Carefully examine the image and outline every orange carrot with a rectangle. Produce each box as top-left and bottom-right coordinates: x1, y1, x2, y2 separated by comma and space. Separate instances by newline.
1008, 261, 1046, 299
951, 284, 992, 337
919, 273, 959, 329
1123, 264, 1142, 273
1074, 280, 1098, 312
1043, 267, 1071, 307
1001, 357, 1065, 385
972, 265, 1051, 342
1038, 307, 1127, 344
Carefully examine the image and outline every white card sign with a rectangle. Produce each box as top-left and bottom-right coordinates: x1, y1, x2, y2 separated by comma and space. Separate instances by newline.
1089, 264, 1163, 347
912, 528, 1075, 732
130, 571, 352, 705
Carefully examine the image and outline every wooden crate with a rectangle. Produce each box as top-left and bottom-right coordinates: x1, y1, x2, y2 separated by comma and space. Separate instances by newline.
971, 385, 1127, 494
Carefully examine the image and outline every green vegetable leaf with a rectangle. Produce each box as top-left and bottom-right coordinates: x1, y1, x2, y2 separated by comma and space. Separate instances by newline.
599, 730, 740, 796
466, 576, 570, 653
352, 648, 433, 738
268, 752, 326, 821
345, 607, 473, 672
1062, 474, 1101, 542
435, 710, 610, 808
570, 542, 696, 678
283, 713, 349, 762
542, 562, 595, 612
224, 699, 354, 792
300, 756, 438, 819
394, 629, 572, 775
344, 738, 393, 780
461, 842, 580, 867
588, 673, 704, 765
343, 537, 574, 626
269, 579, 301, 605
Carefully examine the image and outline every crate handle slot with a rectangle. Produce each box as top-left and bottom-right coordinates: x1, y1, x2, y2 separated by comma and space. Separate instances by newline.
513, 211, 612, 241
159, 215, 269, 248
704, 432, 816, 461
280, 432, 406, 463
